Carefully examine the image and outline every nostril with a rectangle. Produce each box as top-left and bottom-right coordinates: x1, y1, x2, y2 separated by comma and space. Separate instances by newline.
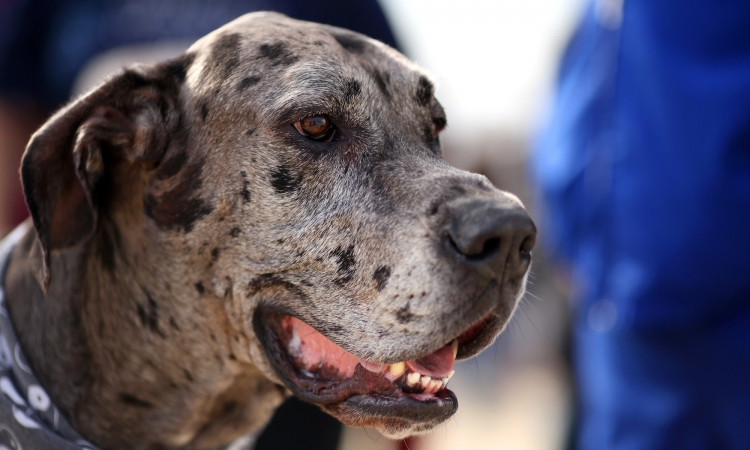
446, 233, 501, 262
520, 235, 536, 255
473, 237, 501, 261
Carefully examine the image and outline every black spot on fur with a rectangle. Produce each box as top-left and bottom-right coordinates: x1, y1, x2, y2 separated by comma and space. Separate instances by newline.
195, 282, 205, 295
156, 151, 188, 180
240, 171, 251, 203
214, 33, 242, 77
449, 183, 468, 196
258, 42, 299, 67
201, 103, 209, 121
416, 76, 434, 107
246, 128, 256, 136
138, 294, 164, 337
331, 31, 367, 53
246, 274, 307, 301
183, 369, 194, 382
372, 70, 390, 98
429, 200, 441, 216
331, 244, 356, 285
230, 227, 242, 237
270, 165, 301, 195
144, 159, 214, 232
137, 304, 145, 321
120, 393, 154, 408
373, 266, 391, 291
222, 401, 239, 416
211, 248, 220, 262
238, 76, 261, 90
469, 178, 491, 192
344, 79, 361, 104
396, 306, 415, 324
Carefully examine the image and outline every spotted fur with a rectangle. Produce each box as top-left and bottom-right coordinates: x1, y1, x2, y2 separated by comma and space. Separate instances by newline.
4, 12, 533, 449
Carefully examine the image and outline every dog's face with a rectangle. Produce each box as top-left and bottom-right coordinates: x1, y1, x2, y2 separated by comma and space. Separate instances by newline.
22, 12, 535, 442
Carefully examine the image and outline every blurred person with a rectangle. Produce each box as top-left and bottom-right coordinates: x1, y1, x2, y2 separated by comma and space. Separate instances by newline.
0, 1, 398, 449
532, 0, 750, 449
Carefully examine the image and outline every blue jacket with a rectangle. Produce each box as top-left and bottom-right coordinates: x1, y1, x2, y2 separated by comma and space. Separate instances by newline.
533, 0, 750, 332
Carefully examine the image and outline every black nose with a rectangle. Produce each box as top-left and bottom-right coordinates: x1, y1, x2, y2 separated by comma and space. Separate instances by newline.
445, 199, 536, 277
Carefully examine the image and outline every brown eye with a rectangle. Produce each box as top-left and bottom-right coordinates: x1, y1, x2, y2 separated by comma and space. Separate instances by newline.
431, 117, 447, 137
294, 115, 334, 141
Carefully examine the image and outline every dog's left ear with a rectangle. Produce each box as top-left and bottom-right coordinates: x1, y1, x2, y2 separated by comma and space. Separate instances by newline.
20, 54, 193, 293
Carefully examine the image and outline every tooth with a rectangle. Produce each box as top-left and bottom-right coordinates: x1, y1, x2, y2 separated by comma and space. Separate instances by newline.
451, 340, 458, 358
447, 370, 455, 380
420, 376, 431, 388
407, 372, 420, 386
428, 379, 442, 393
389, 362, 406, 378
441, 377, 449, 385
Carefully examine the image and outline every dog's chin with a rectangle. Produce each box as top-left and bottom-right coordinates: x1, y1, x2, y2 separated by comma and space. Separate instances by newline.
252, 306, 505, 435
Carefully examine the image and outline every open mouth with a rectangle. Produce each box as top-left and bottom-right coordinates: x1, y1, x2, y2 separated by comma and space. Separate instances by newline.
254, 310, 496, 426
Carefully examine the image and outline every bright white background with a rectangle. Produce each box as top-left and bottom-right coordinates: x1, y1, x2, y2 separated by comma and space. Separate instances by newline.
378, 0, 583, 137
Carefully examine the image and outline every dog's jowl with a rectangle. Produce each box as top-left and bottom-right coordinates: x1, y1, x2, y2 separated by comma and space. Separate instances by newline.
1, 12, 536, 450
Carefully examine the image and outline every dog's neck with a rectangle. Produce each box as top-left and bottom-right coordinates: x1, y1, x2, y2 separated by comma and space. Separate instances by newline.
3, 222, 283, 449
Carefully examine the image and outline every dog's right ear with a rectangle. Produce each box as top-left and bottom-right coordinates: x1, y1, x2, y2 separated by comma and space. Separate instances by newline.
20, 54, 194, 293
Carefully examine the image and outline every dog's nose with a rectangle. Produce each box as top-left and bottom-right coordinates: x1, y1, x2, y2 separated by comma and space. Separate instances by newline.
444, 199, 536, 277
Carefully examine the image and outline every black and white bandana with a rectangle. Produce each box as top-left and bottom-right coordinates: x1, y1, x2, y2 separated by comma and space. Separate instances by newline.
0, 227, 256, 450
0, 226, 95, 450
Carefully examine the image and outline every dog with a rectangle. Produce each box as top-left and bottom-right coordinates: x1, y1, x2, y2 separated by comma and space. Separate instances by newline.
1, 12, 536, 449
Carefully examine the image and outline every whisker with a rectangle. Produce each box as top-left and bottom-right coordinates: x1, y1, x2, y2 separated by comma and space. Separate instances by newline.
519, 304, 541, 338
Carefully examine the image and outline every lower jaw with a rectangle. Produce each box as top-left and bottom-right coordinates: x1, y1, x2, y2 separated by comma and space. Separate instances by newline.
322, 391, 458, 437
340, 389, 457, 421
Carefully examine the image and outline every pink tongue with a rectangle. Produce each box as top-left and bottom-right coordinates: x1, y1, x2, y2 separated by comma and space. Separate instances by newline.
405, 343, 455, 379
284, 317, 360, 378
283, 317, 455, 379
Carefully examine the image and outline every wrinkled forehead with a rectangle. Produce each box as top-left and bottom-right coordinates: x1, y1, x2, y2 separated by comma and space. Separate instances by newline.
184, 12, 433, 118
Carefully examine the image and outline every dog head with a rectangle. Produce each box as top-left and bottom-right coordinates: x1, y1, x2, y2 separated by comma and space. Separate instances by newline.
21, 12, 535, 443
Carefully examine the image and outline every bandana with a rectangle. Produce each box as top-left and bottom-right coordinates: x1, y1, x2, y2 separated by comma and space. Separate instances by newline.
0, 226, 255, 450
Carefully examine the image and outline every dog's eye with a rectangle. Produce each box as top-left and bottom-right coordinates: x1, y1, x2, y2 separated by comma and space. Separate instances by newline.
294, 115, 336, 142
431, 117, 447, 137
